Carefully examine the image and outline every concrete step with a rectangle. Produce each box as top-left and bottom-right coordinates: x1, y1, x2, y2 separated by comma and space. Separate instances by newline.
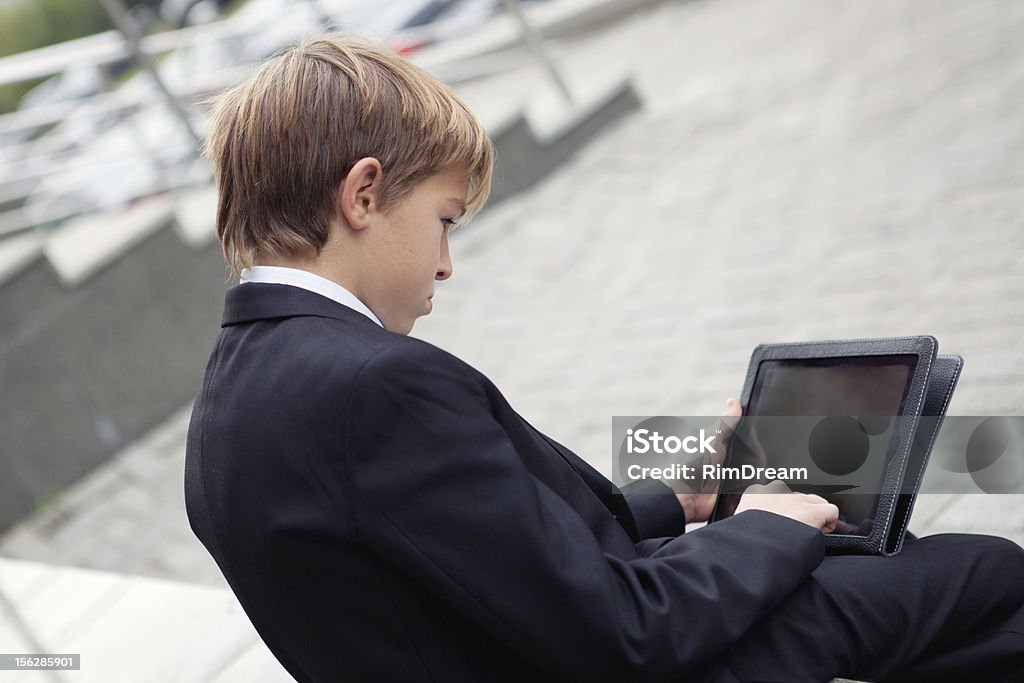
0, 556, 291, 683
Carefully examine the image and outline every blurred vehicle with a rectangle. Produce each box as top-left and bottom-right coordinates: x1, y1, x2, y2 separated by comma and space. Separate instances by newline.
160, 0, 231, 28
226, 0, 325, 62
321, 0, 548, 55
391, 0, 497, 54
5, 0, 551, 233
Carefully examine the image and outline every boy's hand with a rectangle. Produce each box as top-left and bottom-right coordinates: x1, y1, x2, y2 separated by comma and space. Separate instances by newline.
735, 480, 839, 534
675, 398, 742, 524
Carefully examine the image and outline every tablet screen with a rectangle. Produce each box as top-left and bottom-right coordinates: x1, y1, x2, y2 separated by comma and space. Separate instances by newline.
716, 354, 918, 535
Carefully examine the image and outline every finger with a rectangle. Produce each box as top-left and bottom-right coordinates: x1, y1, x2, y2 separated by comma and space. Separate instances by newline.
800, 493, 830, 505
821, 503, 840, 533
761, 479, 791, 494
716, 398, 742, 440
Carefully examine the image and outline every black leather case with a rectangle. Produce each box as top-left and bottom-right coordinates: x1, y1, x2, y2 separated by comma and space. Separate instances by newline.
882, 355, 963, 556
712, 336, 959, 556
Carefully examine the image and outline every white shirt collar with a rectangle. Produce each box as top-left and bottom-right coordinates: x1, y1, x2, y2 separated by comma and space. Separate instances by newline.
240, 265, 383, 328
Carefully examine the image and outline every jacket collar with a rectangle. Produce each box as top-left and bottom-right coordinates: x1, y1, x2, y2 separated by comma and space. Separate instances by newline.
221, 282, 380, 328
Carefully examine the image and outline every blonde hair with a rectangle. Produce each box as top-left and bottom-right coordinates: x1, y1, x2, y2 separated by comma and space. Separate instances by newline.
203, 34, 494, 276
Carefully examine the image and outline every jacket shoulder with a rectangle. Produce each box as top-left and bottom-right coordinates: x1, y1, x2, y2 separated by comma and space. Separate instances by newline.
302, 318, 475, 384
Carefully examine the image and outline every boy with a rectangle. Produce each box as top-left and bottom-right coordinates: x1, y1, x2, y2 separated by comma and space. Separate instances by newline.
185, 35, 1024, 682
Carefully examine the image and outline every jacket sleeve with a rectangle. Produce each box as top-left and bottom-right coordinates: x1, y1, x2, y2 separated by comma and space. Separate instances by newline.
344, 343, 825, 682
621, 478, 687, 539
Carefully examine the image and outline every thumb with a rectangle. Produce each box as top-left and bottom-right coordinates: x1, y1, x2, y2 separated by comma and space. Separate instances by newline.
717, 398, 742, 440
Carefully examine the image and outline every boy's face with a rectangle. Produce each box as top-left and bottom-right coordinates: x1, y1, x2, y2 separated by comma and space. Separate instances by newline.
364, 169, 467, 334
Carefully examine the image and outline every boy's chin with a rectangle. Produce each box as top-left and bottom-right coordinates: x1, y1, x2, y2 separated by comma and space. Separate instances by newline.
388, 316, 418, 336
384, 302, 432, 335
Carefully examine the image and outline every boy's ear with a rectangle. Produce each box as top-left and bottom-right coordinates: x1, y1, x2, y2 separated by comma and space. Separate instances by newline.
336, 157, 383, 230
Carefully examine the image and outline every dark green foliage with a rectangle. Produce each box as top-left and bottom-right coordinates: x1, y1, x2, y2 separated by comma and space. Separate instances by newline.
0, 0, 162, 113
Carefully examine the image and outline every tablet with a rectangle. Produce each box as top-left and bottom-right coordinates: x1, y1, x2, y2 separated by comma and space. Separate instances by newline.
709, 336, 939, 555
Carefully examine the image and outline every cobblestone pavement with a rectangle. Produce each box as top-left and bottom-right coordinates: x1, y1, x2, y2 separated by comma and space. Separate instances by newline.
3, 0, 1023, 600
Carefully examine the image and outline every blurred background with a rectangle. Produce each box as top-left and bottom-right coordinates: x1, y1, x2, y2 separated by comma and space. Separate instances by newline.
0, 0, 1022, 680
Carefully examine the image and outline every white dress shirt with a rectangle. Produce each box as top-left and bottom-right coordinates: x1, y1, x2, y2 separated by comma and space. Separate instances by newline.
240, 265, 383, 328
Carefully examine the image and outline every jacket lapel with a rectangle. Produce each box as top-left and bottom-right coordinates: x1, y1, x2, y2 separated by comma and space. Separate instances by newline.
532, 430, 641, 543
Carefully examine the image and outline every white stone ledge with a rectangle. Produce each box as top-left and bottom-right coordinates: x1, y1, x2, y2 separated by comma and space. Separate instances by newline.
0, 556, 291, 683
0, 231, 44, 287
43, 197, 174, 288
173, 186, 219, 249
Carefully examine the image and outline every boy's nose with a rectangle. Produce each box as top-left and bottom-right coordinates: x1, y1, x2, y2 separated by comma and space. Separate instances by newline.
436, 233, 453, 280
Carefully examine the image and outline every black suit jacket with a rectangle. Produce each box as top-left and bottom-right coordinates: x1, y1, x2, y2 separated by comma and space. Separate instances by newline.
184, 284, 825, 682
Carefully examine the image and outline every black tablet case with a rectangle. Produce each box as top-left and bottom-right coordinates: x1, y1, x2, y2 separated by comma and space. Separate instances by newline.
716, 337, 961, 557
883, 354, 963, 555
